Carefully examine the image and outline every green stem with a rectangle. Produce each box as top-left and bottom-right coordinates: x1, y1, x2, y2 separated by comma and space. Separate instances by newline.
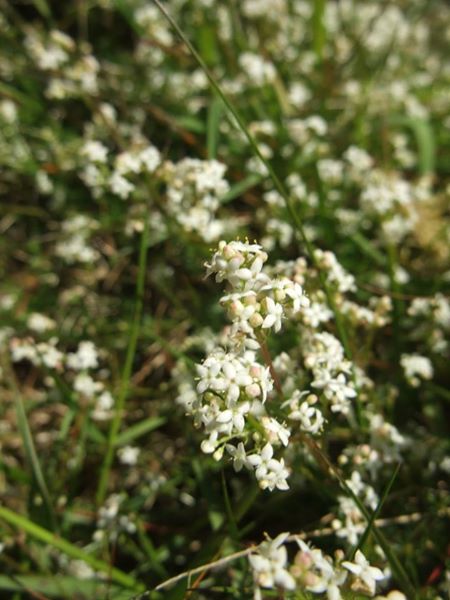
387, 242, 403, 322
96, 213, 150, 505
312, 0, 326, 62
349, 462, 401, 559
0, 506, 143, 591
152, 0, 359, 419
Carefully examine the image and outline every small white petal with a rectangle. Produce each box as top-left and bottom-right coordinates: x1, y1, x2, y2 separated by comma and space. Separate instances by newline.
262, 314, 276, 329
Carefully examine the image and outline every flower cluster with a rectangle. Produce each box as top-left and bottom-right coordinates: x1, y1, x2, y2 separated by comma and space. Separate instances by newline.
303, 332, 356, 415
179, 239, 312, 491
79, 139, 161, 201
25, 29, 99, 99
207, 240, 309, 338
9, 330, 114, 424
161, 158, 231, 242
248, 533, 384, 599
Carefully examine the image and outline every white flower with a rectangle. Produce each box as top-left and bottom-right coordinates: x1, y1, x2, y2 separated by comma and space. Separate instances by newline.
247, 443, 290, 491
74, 373, 103, 398
10, 339, 38, 364
117, 446, 140, 466
0, 99, 18, 123
115, 151, 141, 174
261, 297, 284, 332
138, 145, 161, 172
27, 313, 56, 333
67, 341, 99, 370
400, 353, 433, 387
216, 401, 250, 433
200, 431, 219, 454
239, 52, 276, 86
36, 341, 64, 369
80, 140, 108, 163
288, 398, 324, 435
226, 442, 248, 472
302, 301, 333, 327
342, 550, 384, 595
314, 249, 355, 293
109, 172, 134, 199
67, 559, 95, 579
205, 240, 268, 291
295, 539, 347, 600
261, 416, 291, 446
92, 391, 114, 421
249, 532, 295, 590
196, 356, 226, 395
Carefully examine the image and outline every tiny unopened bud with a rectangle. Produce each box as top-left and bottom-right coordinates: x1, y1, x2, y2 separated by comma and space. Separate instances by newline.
213, 446, 224, 461
249, 365, 261, 378
294, 551, 313, 568
275, 289, 286, 302
249, 313, 264, 328
334, 549, 344, 561
304, 572, 320, 586
230, 301, 243, 316
223, 244, 234, 259
245, 383, 261, 397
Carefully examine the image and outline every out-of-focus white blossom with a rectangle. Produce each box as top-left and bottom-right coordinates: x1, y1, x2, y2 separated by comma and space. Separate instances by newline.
400, 353, 433, 387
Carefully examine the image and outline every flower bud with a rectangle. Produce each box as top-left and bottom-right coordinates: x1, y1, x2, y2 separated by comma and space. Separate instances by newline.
213, 446, 224, 461
245, 383, 261, 397
275, 289, 286, 302
249, 312, 264, 328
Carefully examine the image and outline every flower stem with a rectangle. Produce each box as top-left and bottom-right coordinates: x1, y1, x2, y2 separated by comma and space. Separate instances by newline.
152, 0, 361, 424
96, 213, 150, 506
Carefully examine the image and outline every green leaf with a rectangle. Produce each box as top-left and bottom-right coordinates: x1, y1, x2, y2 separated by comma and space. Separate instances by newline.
87, 423, 107, 444
192, 459, 224, 531
115, 417, 166, 447
174, 116, 205, 134
8, 373, 56, 530
136, 519, 168, 579
221, 470, 240, 541
408, 117, 435, 175
389, 115, 435, 175
220, 174, 264, 204
350, 232, 386, 267
198, 25, 219, 65
32, 0, 52, 19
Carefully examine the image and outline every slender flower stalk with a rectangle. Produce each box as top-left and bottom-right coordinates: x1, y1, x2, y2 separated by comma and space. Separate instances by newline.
96, 212, 150, 505
152, 0, 359, 413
